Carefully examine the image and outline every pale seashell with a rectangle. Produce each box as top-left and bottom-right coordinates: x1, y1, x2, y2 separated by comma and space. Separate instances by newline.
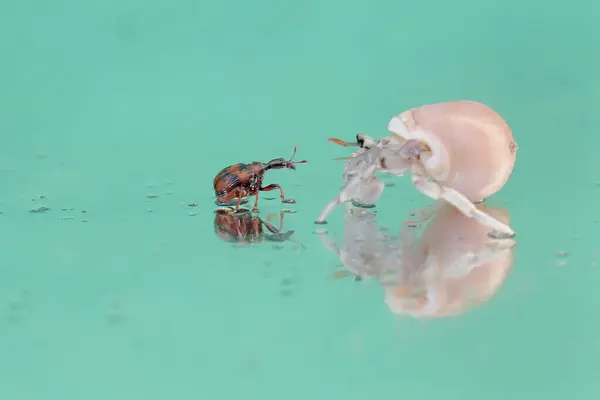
388, 100, 517, 201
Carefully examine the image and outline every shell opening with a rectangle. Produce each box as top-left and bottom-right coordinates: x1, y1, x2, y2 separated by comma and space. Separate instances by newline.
387, 115, 450, 182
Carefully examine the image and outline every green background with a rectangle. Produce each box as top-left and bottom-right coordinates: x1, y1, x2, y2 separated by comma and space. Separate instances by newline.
1, 0, 599, 399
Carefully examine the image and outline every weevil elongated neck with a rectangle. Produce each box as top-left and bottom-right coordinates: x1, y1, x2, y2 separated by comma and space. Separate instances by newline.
265, 158, 287, 170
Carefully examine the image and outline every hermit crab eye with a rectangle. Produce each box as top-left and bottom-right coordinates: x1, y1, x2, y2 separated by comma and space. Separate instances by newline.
356, 134, 365, 148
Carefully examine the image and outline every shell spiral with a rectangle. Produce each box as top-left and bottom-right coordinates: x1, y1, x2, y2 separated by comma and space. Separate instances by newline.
388, 100, 517, 201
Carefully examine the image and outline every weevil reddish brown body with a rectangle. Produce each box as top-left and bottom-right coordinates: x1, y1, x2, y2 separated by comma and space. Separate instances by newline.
213, 145, 307, 213
214, 208, 295, 244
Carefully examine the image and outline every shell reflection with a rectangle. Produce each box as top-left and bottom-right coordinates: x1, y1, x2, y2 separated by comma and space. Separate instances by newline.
319, 202, 516, 318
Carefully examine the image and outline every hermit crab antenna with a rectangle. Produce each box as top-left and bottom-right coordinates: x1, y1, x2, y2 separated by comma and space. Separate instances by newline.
328, 138, 358, 147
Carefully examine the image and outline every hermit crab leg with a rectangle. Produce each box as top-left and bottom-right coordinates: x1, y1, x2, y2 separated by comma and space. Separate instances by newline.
315, 164, 384, 223
316, 230, 342, 256
317, 140, 414, 224
315, 179, 360, 224
442, 238, 517, 279
409, 166, 516, 238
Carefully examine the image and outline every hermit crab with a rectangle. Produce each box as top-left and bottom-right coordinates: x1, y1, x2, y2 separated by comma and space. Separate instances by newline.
314, 100, 518, 238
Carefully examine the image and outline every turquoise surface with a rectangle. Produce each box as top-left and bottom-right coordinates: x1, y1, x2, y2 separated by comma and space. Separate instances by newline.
2, 1, 600, 399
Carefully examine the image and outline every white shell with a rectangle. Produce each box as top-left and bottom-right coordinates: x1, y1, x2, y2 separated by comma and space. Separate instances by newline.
387, 100, 517, 201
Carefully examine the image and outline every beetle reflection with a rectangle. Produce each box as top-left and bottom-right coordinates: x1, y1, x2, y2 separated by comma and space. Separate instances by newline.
319, 201, 516, 318
214, 208, 295, 245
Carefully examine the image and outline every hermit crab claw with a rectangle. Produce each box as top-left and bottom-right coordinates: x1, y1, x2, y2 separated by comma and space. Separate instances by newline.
315, 137, 424, 224
315, 176, 385, 224
315, 146, 386, 224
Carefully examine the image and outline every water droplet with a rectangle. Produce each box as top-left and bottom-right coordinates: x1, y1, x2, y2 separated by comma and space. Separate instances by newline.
108, 311, 123, 325
29, 207, 50, 213
261, 270, 272, 278
8, 300, 19, 312
556, 259, 568, 267
107, 301, 123, 325
6, 313, 19, 324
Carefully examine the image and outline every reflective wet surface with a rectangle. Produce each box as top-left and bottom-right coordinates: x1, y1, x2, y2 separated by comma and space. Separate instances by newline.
2, 0, 600, 399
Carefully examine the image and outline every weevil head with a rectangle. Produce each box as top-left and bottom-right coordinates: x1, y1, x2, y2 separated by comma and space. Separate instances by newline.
265, 157, 292, 170
265, 144, 307, 171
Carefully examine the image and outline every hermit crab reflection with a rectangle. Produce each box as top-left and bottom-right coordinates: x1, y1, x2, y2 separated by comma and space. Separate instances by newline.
214, 208, 295, 245
319, 202, 516, 318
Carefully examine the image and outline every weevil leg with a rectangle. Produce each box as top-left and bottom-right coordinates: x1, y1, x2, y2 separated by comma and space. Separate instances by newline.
233, 191, 246, 213
260, 184, 296, 204
262, 210, 290, 233
410, 168, 516, 238
251, 216, 262, 236
252, 192, 260, 213
260, 217, 280, 234
265, 212, 278, 223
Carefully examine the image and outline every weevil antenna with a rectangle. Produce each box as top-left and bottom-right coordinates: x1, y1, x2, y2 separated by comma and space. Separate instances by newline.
289, 144, 307, 165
